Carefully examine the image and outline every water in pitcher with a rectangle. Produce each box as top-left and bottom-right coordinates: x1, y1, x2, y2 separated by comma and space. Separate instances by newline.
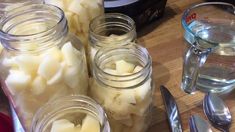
184, 20, 235, 93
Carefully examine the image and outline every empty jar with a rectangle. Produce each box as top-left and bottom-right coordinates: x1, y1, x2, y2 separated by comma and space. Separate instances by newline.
0, 4, 88, 131
90, 44, 154, 132
31, 95, 110, 132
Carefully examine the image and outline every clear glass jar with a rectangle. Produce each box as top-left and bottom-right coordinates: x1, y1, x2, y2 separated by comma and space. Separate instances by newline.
0, 0, 43, 52
90, 44, 154, 132
44, 0, 104, 51
88, 13, 137, 71
0, 4, 88, 131
31, 95, 110, 132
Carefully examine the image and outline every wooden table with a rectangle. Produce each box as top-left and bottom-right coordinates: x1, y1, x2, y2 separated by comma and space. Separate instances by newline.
138, 0, 235, 131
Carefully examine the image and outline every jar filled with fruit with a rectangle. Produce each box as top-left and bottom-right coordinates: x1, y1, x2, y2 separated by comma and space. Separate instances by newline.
90, 44, 155, 132
31, 95, 110, 132
44, 0, 104, 51
88, 13, 137, 70
0, 4, 88, 131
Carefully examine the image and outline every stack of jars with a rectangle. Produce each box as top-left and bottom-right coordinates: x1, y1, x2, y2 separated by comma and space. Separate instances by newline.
0, 1, 155, 132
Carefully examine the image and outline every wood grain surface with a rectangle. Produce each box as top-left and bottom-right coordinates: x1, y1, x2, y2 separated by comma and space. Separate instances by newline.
138, 0, 235, 131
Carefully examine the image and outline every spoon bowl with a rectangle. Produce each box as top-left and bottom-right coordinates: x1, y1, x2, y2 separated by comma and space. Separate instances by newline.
203, 93, 232, 132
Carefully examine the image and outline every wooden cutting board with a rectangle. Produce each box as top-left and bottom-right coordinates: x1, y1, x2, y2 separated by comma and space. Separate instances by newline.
138, 0, 235, 131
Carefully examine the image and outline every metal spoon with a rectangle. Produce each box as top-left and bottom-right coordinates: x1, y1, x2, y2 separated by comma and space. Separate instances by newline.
203, 93, 232, 132
189, 115, 212, 132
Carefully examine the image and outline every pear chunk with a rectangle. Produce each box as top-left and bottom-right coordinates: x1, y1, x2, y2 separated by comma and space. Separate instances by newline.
31, 76, 47, 95
115, 60, 135, 74
5, 70, 31, 95
81, 115, 100, 132
51, 119, 75, 132
61, 42, 81, 66
37, 56, 61, 82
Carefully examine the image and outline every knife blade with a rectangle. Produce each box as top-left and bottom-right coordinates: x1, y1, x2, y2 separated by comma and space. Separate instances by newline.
160, 85, 183, 132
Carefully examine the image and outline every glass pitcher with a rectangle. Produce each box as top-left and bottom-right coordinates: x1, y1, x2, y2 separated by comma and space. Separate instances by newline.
181, 2, 235, 94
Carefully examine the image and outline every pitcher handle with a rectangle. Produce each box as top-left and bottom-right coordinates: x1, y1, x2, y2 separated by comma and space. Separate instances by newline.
181, 45, 209, 94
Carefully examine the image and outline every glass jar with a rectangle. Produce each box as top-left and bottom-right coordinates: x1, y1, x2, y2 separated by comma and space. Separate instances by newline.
0, 0, 43, 52
44, 0, 104, 51
90, 44, 154, 132
88, 13, 137, 70
0, 4, 88, 131
31, 95, 110, 132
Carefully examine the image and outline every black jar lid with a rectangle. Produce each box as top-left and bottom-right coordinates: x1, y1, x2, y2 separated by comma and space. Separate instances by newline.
104, 0, 167, 30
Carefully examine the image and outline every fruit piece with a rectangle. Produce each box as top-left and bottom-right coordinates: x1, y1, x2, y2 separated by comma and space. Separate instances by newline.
5, 70, 31, 95
65, 12, 76, 33
115, 60, 135, 74
31, 76, 47, 95
72, 15, 82, 33
37, 56, 61, 81
68, 0, 89, 24
51, 119, 75, 132
2, 58, 17, 68
102, 89, 134, 121
64, 65, 79, 89
133, 65, 143, 73
61, 42, 81, 66
41, 47, 63, 62
81, 0, 102, 21
47, 62, 65, 85
81, 115, 100, 132
14, 55, 41, 76
63, 0, 73, 9
134, 78, 152, 102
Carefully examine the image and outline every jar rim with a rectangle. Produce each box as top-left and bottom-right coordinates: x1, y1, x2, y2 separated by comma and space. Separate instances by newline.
93, 43, 152, 89
181, 2, 235, 47
31, 95, 110, 132
0, 4, 66, 41
89, 13, 136, 47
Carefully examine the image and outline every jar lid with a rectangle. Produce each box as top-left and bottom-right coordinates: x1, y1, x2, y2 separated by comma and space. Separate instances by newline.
104, 0, 138, 8
0, 112, 13, 132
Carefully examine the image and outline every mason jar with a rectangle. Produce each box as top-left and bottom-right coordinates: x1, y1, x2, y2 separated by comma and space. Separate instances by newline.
31, 95, 110, 132
0, 0, 43, 52
0, 4, 88, 131
90, 44, 154, 132
44, 0, 104, 51
88, 13, 137, 71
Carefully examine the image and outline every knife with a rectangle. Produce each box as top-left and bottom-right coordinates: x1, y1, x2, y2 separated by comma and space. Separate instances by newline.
160, 85, 183, 132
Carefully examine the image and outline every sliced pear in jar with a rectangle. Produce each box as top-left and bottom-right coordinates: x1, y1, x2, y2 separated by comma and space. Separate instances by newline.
5, 70, 31, 95
61, 42, 82, 66
31, 76, 47, 95
51, 119, 75, 132
115, 60, 135, 74
14, 55, 41, 77
37, 56, 62, 83
81, 115, 100, 132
